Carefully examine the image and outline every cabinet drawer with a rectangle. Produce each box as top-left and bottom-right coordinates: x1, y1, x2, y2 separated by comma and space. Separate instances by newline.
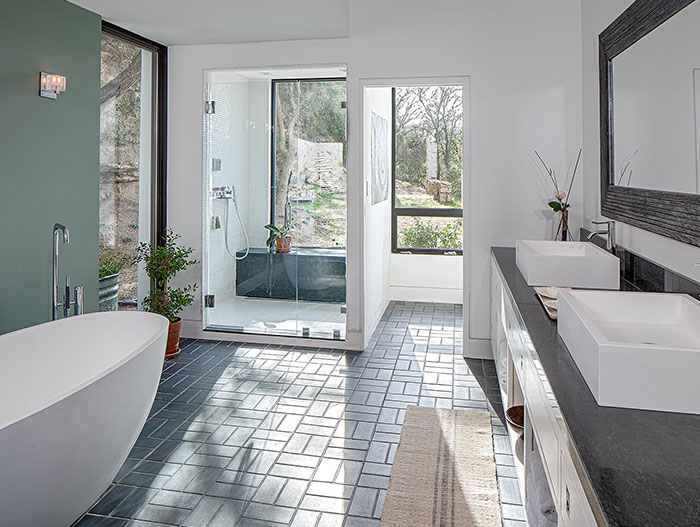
559, 449, 597, 526
525, 360, 559, 502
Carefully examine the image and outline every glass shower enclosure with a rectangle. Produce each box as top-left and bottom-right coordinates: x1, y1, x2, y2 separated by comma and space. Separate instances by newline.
202, 66, 347, 340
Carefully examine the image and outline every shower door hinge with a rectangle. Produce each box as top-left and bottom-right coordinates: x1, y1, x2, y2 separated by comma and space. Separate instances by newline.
204, 101, 216, 114
204, 294, 215, 308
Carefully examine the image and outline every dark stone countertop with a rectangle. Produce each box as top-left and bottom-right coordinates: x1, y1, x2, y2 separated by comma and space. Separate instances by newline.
492, 247, 700, 527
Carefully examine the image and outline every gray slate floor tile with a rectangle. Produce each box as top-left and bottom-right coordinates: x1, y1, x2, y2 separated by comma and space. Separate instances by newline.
73, 302, 522, 527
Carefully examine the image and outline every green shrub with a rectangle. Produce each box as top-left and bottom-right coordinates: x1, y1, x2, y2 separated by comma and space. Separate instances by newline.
400, 218, 463, 250
99, 249, 131, 278
135, 230, 198, 322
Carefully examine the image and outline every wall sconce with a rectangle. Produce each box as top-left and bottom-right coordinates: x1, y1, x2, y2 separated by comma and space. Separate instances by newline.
40, 72, 67, 99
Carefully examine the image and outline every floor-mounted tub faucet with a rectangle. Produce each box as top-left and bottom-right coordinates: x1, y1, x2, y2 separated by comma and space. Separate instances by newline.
52, 223, 84, 320
588, 220, 616, 253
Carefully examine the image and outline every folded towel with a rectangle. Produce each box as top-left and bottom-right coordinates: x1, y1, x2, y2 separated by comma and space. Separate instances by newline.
526, 439, 558, 526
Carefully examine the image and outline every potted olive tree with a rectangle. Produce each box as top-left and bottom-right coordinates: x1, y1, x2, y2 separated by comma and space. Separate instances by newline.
135, 230, 198, 359
98, 250, 131, 312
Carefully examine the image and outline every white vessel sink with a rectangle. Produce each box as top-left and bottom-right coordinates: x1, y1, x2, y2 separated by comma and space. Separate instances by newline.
558, 290, 700, 414
516, 240, 619, 289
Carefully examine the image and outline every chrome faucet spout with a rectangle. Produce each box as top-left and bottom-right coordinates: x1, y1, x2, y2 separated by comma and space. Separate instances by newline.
54, 223, 69, 243
590, 220, 616, 252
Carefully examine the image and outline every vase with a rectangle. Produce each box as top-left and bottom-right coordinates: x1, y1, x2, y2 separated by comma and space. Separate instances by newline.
558, 209, 569, 241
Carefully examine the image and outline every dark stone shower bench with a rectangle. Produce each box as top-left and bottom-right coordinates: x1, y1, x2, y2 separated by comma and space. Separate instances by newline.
235, 247, 346, 303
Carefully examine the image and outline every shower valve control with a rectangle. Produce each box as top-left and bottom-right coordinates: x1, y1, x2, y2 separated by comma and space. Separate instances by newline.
211, 186, 233, 200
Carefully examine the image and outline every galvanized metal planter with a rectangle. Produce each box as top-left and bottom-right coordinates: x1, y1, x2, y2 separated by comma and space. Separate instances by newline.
98, 273, 119, 312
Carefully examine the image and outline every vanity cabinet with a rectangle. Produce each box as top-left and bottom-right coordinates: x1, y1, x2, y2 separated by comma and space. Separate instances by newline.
491, 254, 605, 527
558, 448, 597, 527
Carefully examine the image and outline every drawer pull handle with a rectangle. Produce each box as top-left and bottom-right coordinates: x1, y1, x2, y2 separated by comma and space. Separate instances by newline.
566, 485, 571, 516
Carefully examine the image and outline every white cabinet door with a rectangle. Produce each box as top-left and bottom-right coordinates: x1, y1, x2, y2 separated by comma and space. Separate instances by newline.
524, 360, 559, 503
559, 450, 598, 526
491, 258, 508, 389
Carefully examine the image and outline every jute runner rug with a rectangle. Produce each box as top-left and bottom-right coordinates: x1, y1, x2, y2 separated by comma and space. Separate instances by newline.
380, 406, 502, 527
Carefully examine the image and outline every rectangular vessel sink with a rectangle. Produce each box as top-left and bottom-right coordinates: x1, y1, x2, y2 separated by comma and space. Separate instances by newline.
516, 240, 619, 289
558, 289, 700, 414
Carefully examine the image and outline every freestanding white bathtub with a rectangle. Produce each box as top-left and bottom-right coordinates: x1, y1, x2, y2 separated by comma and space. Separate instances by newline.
0, 311, 169, 527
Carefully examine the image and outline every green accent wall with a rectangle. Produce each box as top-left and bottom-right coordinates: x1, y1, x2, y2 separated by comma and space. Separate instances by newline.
0, 0, 101, 334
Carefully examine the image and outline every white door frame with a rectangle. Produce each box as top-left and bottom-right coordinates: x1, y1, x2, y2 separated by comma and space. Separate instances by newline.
358, 76, 474, 352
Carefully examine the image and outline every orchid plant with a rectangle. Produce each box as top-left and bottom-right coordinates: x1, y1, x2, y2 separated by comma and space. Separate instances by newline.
535, 148, 582, 240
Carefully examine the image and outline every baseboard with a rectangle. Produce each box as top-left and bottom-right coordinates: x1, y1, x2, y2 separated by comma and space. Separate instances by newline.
463, 338, 493, 359
389, 286, 463, 304
364, 296, 390, 348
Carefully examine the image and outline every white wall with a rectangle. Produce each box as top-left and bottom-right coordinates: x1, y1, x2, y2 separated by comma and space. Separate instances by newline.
390, 254, 462, 304
581, 0, 700, 286
167, 0, 583, 351
246, 79, 271, 248
362, 86, 392, 343
205, 73, 250, 303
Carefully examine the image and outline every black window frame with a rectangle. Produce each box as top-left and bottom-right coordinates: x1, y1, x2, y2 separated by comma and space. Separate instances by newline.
269, 77, 347, 247
391, 87, 463, 256
101, 21, 168, 247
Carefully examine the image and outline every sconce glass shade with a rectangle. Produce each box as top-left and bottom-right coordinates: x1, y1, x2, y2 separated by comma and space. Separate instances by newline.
40, 72, 67, 99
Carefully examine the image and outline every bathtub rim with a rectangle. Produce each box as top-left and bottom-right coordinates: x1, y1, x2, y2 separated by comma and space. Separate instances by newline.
0, 311, 169, 431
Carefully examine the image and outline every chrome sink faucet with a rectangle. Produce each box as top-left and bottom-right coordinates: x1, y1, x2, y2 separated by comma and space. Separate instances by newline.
52, 223, 84, 320
588, 220, 616, 252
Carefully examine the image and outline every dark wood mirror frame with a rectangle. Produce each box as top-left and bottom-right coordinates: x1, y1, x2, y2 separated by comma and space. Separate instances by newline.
600, 0, 700, 246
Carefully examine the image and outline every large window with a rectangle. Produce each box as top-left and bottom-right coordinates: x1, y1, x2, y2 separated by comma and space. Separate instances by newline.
98, 23, 166, 310
271, 78, 347, 248
392, 86, 463, 254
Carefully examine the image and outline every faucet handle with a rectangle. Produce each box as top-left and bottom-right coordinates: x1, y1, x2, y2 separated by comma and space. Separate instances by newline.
64, 275, 71, 304
64, 276, 71, 317
74, 286, 84, 316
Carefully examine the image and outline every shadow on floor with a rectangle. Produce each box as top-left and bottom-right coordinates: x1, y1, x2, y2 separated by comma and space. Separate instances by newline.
465, 358, 506, 424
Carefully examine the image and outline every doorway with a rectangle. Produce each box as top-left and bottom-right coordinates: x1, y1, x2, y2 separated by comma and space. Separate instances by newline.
362, 78, 469, 344
202, 65, 348, 340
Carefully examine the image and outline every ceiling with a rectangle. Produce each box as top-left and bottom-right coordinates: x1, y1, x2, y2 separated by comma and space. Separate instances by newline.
68, 0, 350, 46
211, 64, 347, 81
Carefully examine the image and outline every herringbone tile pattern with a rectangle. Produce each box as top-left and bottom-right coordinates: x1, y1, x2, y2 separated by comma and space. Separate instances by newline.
74, 302, 524, 527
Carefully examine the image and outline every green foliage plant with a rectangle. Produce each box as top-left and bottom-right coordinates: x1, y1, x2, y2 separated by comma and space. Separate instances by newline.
135, 229, 198, 322
99, 250, 131, 279
400, 218, 463, 250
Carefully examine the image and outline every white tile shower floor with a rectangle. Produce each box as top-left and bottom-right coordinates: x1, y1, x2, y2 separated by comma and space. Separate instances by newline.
205, 295, 346, 339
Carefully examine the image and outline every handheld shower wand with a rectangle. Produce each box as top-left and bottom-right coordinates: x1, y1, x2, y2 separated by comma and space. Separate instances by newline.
211, 185, 249, 260
227, 186, 249, 260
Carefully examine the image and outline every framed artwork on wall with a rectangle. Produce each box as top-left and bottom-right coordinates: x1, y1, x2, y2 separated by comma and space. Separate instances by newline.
371, 111, 390, 205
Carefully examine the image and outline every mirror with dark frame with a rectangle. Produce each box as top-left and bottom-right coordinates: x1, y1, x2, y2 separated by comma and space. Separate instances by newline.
600, 0, 700, 246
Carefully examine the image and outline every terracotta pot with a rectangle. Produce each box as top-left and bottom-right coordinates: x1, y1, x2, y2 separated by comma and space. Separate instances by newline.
275, 236, 292, 253
165, 317, 183, 360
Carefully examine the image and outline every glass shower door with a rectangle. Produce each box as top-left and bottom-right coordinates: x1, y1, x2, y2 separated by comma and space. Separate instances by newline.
202, 72, 258, 332
202, 68, 347, 340
283, 79, 348, 339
